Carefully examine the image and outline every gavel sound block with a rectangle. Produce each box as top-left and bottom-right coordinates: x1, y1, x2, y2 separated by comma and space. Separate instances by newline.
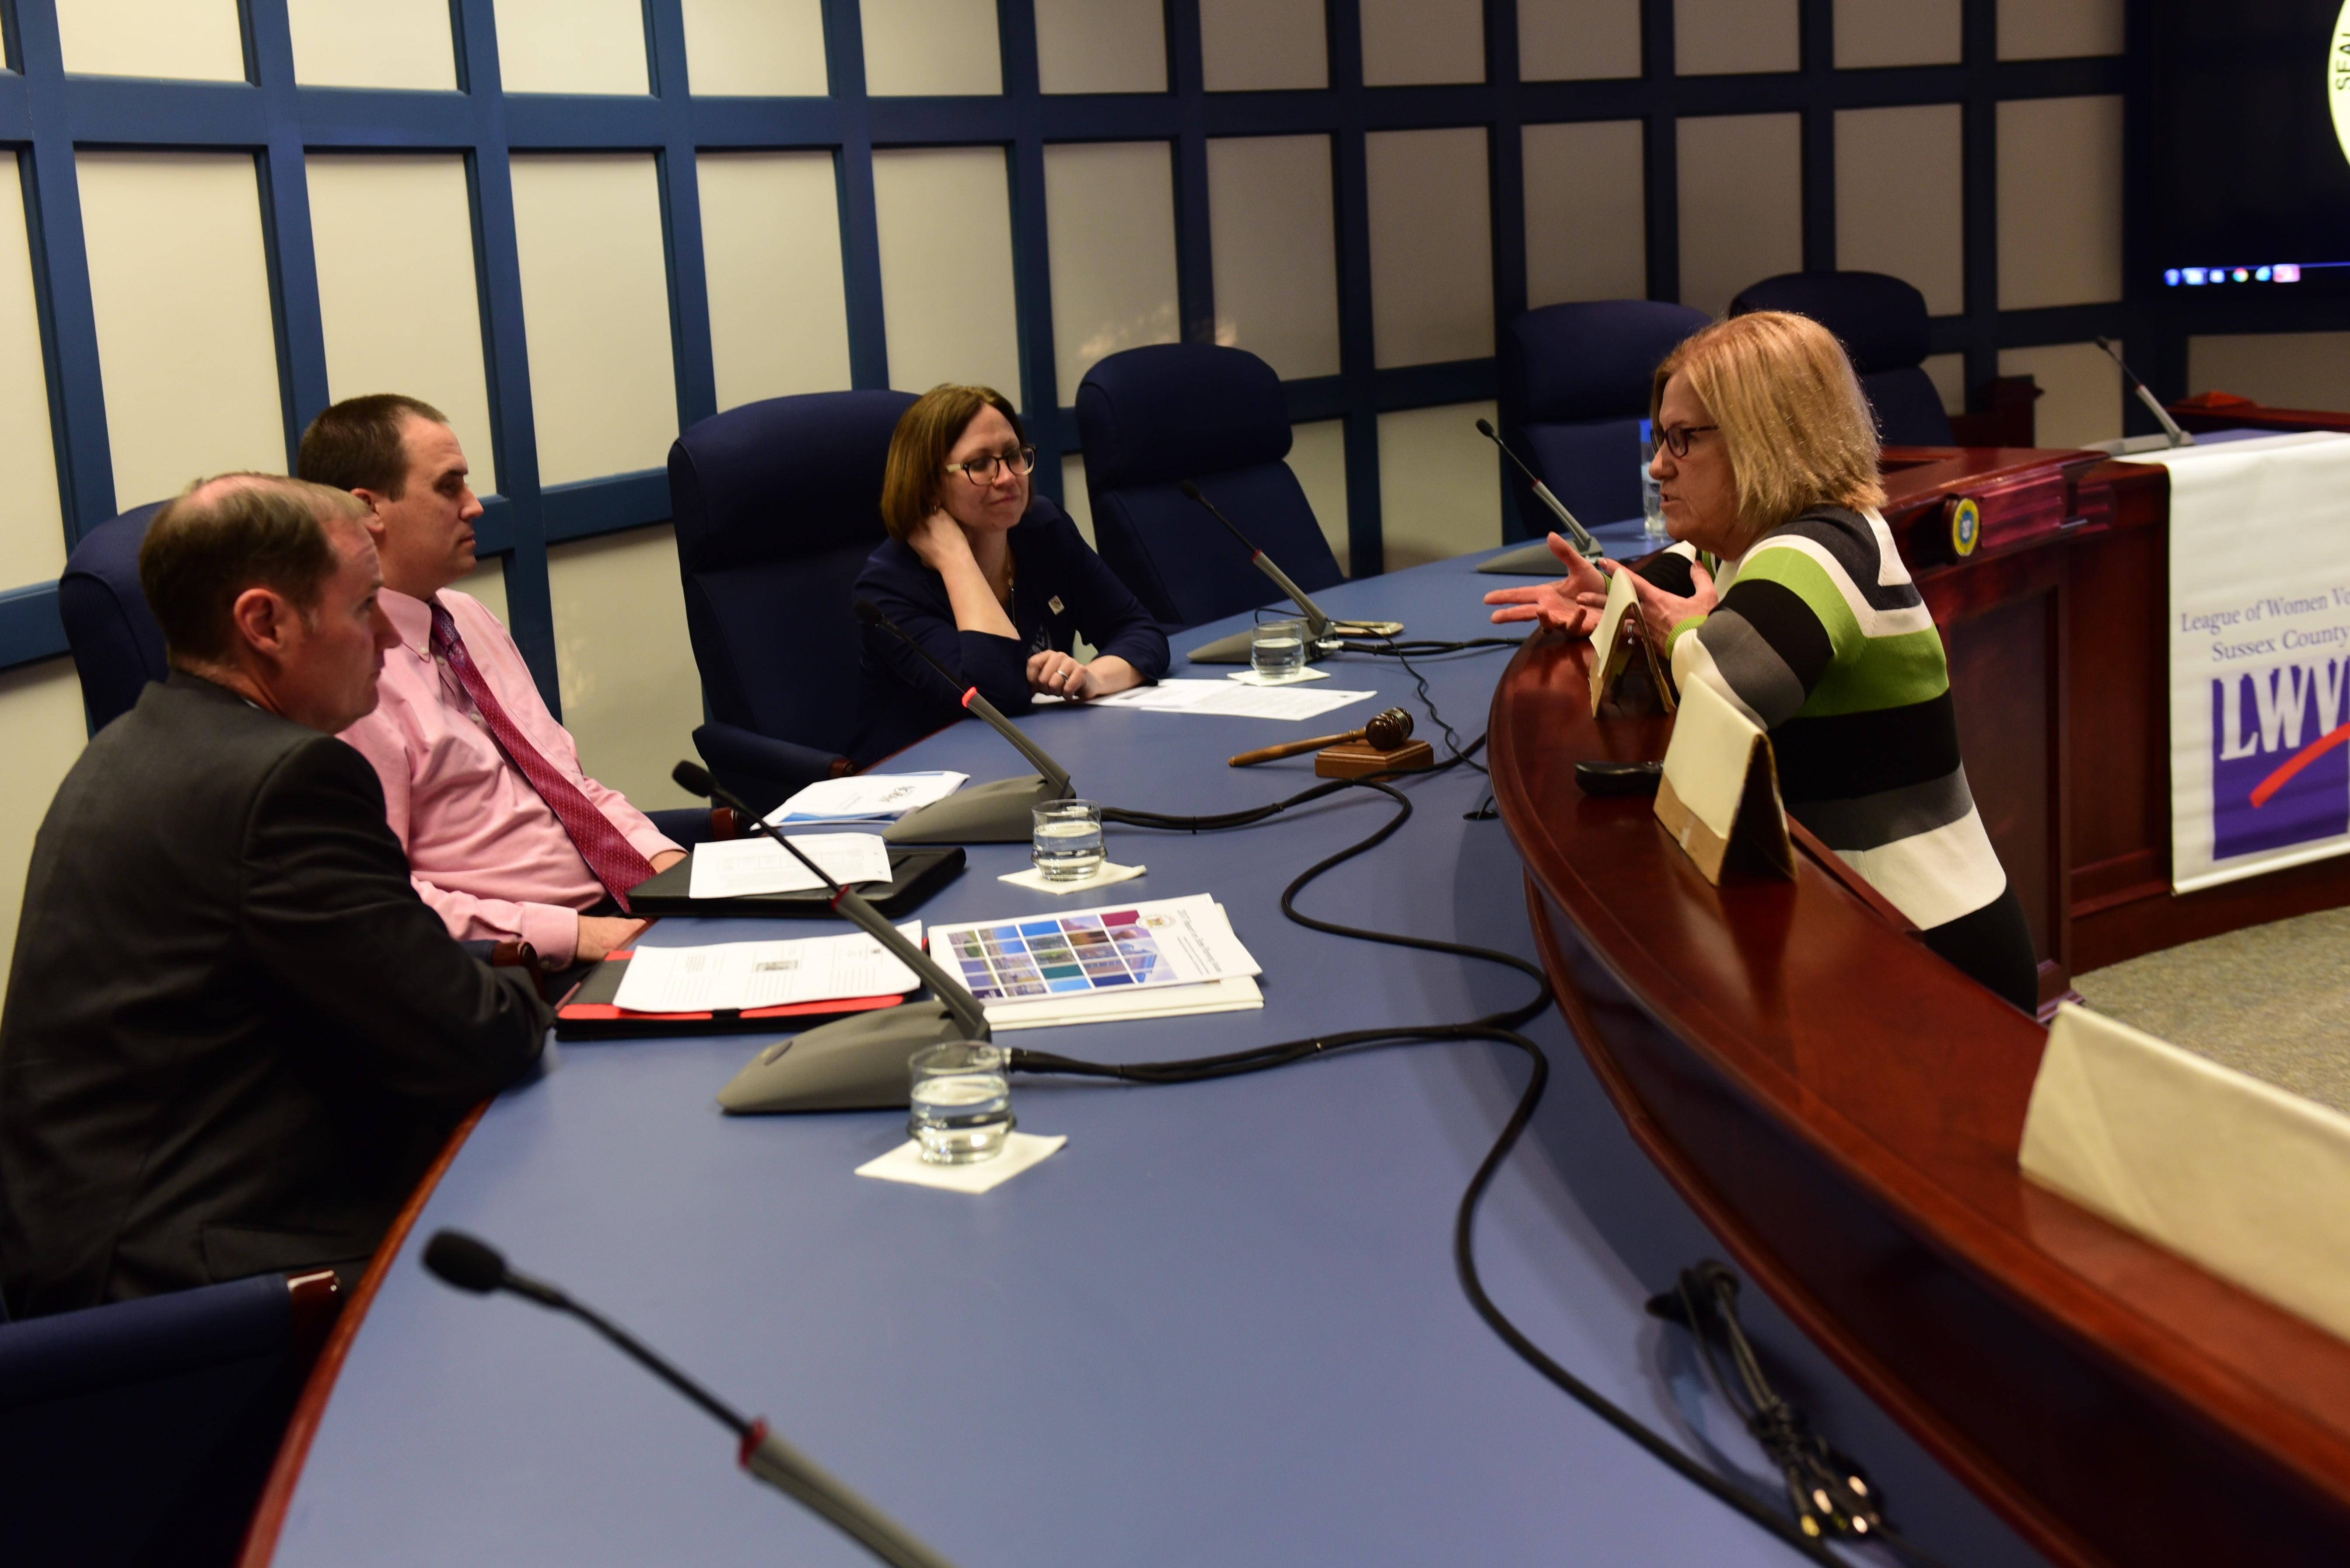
1227, 707, 1436, 778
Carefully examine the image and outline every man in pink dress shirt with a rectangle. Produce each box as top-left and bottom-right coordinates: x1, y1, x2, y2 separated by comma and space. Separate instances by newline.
299, 395, 685, 968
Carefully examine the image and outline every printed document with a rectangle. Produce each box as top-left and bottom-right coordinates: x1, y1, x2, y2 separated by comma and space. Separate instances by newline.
1094, 680, 1376, 723
688, 833, 893, 899
612, 925, 923, 1013
766, 771, 968, 824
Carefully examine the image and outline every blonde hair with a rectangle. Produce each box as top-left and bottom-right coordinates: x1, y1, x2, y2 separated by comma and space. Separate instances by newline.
880, 384, 1025, 544
1650, 311, 1885, 548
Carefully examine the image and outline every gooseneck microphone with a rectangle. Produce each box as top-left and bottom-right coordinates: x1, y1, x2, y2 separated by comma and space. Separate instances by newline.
852, 600, 1077, 845
1474, 419, 1605, 558
1177, 481, 1335, 640
422, 1231, 956, 1568
673, 760, 990, 1111
2093, 337, 2193, 450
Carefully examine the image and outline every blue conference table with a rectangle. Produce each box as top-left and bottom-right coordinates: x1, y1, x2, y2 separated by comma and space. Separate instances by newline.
265, 549, 2047, 1567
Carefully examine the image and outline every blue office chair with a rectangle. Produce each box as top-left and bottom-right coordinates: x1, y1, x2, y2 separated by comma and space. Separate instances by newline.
57, 500, 720, 844
1076, 343, 1342, 628
1498, 300, 1712, 536
668, 389, 918, 814
1729, 271, 1956, 445
0, 1268, 340, 1568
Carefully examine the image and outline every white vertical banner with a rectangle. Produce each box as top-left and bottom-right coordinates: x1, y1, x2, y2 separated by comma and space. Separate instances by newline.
2143, 432, 2350, 892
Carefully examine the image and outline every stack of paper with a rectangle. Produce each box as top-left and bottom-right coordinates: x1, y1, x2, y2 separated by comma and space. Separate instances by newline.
765, 772, 967, 826
927, 894, 1265, 1030
611, 924, 923, 1013
1092, 680, 1376, 723
687, 833, 893, 900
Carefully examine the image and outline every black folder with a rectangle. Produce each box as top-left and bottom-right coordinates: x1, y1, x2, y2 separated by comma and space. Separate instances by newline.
625, 843, 965, 918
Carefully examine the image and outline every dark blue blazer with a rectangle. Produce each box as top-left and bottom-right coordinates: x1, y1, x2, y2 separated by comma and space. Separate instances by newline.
850, 499, 1171, 766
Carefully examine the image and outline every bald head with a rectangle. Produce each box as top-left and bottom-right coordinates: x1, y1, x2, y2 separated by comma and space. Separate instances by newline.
140, 474, 368, 666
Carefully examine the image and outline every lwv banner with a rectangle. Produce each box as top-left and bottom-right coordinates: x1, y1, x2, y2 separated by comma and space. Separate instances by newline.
2148, 432, 2350, 893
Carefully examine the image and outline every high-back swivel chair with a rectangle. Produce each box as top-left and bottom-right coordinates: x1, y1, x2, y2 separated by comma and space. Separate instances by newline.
1498, 300, 1712, 534
1729, 271, 1956, 445
57, 501, 171, 731
1076, 343, 1342, 628
668, 389, 918, 813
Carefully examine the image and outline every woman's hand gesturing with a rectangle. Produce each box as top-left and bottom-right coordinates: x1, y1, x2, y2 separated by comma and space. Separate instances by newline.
1481, 533, 1614, 636
1623, 559, 1718, 654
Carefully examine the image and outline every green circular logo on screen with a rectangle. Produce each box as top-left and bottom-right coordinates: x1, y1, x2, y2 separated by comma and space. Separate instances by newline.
2332, 4, 2350, 167
1951, 496, 1982, 558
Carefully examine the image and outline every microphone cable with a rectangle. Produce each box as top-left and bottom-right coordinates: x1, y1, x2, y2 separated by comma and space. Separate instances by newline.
1009, 770, 1853, 1567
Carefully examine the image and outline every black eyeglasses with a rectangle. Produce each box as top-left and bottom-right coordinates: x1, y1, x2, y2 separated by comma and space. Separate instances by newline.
1658, 423, 1718, 459
944, 447, 1038, 485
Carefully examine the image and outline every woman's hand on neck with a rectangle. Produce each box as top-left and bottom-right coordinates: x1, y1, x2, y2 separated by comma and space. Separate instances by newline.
913, 504, 1020, 641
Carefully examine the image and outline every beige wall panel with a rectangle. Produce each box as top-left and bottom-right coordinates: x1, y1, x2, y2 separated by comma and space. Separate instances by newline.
1036, 0, 1164, 94
1045, 142, 1180, 401
1288, 419, 1350, 575
872, 148, 1024, 402
1367, 128, 1493, 369
56, 0, 244, 80
0, 168, 63, 589
2188, 332, 2350, 411
1059, 455, 1096, 548
1207, 136, 1341, 381
2000, 342, 2121, 449
1675, 0, 1797, 76
1519, 0, 1641, 80
1997, 96, 2122, 310
509, 155, 679, 485
1199, 0, 1326, 91
79, 153, 286, 509
1836, 103, 1962, 317
496, 0, 647, 94
287, 0, 458, 89
1361, 0, 1483, 86
456, 554, 509, 624
1836, 0, 1958, 67
1523, 119, 1646, 308
1922, 351, 1965, 415
550, 525, 701, 812
682, 0, 829, 95
1676, 113, 1801, 320
0, 660, 89, 1007
862, 0, 1002, 95
1378, 402, 1500, 569
1998, 0, 2123, 60
307, 155, 500, 495
698, 152, 854, 410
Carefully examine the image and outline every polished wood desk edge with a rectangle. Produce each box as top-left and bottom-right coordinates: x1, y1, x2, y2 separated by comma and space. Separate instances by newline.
238, 1100, 491, 1568
1486, 632, 2350, 1547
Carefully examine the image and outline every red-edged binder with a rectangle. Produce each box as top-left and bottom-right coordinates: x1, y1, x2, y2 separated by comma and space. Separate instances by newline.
553, 949, 910, 1041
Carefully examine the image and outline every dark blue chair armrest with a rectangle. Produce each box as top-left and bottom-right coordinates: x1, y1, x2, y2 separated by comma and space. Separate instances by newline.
646, 807, 724, 847
0, 1274, 290, 1409
693, 722, 845, 817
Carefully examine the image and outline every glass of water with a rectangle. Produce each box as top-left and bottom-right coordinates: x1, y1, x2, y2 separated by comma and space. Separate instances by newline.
908, 1042, 1014, 1164
1251, 618, 1308, 682
1032, 798, 1105, 881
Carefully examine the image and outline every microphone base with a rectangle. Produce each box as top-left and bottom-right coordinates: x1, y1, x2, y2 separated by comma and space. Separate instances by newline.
1186, 630, 1350, 664
882, 774, 1068, 844
717, 1000, 975, 1112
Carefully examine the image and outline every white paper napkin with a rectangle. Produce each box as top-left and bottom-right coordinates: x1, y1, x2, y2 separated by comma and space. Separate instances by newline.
855, 1132, 1067, 1194
996, 860, 1146, 894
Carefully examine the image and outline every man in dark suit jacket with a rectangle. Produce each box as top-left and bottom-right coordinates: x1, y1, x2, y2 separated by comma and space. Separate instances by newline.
0, 474, 551, 1317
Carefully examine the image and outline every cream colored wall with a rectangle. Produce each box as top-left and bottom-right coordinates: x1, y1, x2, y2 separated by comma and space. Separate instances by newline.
1836, 103, 1963, 317
287, 0, 458, 90
2000, 343, 2122, 449
0, 660, 91, 1005
0, 165, 63, 591
1998, 0, 2124, 61
1208, 136, 1342, 380
496, 0, 649, 95
1523, 119, 1646, 308
1361, 0, 1484, 87
77, 153, 288, 509
2186, 334, 2350, 412
1287, 420, 1353, 575
1035, 0, 1165, 94
1366, 128, 1493, 368
1043, 143, 1181, 398
1519, 0, 1640, 80
697, 151, 855, 410
1835, 0, 1959, 67
1677, 112, 1802, 318
509, 155, 681, 485
1997, 97, 2123, 311
55, 0, 245, 80
1199, 0, 1326, 92
1676, 0, 1798, 76
861, 0, 1002, 96
549, 525, 702, 812
682, 0, 829, 95
872, 147, 1024, 400
307, 155, 501, 494
1378, 402, 1500, 569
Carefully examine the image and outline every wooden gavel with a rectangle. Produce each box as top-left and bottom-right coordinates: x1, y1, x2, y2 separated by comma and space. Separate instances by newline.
1229, 707, 1414, 767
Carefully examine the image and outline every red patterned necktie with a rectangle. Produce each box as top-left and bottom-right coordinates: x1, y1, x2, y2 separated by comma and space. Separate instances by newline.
429, 601, 656, 913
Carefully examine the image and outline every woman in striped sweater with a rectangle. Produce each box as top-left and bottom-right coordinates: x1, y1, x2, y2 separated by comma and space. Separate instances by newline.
1490, 311, 2038, 1011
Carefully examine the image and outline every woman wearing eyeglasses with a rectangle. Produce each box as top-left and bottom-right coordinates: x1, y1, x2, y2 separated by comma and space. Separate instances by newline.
851, 383, 1168, 767
1489, 311, 2036, 1012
